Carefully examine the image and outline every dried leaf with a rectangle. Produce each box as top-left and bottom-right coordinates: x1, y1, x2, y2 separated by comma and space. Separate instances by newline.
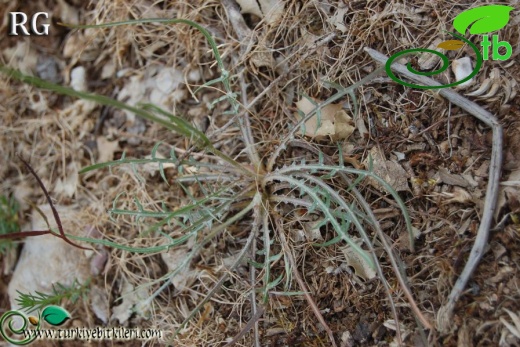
235, 0, 284, 24
295, 97, 355, 140
327, 5, 349, 33
500, 308, 520, 339
96, 136, 120, 163
302, 219, 324, 241
250, 43, 276, 69
141, 151, 176, 176
438, 167, 471, 188
90, 286, 109, 324
117, 66, 186, 122
341, 240, 376, 281
110, 279, 150, 324
440, 186, 474, 205
56, 0, 79, 25
363, 147, 409, 192
496, 169, 520, 220
457, 322, 472, 347
161, 247, 198, 294
2, 41, 38, 75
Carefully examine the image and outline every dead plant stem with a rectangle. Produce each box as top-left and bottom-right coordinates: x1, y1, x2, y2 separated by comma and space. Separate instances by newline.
364, 47, 503, 332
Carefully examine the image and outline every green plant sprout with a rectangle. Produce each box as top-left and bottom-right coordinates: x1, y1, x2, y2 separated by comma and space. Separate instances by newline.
15, 278, 91, 314
0, 17, 431, 345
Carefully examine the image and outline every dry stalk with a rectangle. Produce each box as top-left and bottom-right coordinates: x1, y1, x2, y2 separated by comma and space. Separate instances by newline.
0, 156, 91, 251
219, 204, 265, 347
364, 47, 503, 333
175, 210, 260, 338
223, 306, 265, 347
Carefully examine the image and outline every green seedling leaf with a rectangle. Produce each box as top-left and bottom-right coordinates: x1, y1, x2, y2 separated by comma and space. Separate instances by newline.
194, 76, 224, 93
248, 259, 265, 269
268, 252, 283, 263
266, 274, 284, 290
313, 234, 342, 247
453, 5, 514, 35
437, 40, 465, 50
42, 306, 71, 326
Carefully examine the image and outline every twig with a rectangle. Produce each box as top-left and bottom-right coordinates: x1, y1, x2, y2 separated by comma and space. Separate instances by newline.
223, 306, 265, 347
364, 47, 503, 332
0, 229, 50, 239
238, 71, 263, 171
221, 0, 263, 172
225, 209, 263, 347
8, 155, 91, 250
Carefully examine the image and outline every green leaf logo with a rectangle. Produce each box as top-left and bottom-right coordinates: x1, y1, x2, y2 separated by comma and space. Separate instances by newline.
453, 5, 514, 35
41, 306, 71, 326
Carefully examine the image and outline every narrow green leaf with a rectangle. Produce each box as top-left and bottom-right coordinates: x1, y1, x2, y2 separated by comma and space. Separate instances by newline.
268, 252, 283, 263
313, 235, 342, 247
0, 65, 212, 149
266, 274, 284, 290
248, 259, 265, 269
195, 76, 224, 93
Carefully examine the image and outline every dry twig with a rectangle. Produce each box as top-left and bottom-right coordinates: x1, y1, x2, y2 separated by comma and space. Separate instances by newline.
364, 47, 503, 333
0, 156, 90, 251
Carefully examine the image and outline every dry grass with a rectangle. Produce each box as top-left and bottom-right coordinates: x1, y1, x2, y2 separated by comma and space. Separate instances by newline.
1, 0, 520, 346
